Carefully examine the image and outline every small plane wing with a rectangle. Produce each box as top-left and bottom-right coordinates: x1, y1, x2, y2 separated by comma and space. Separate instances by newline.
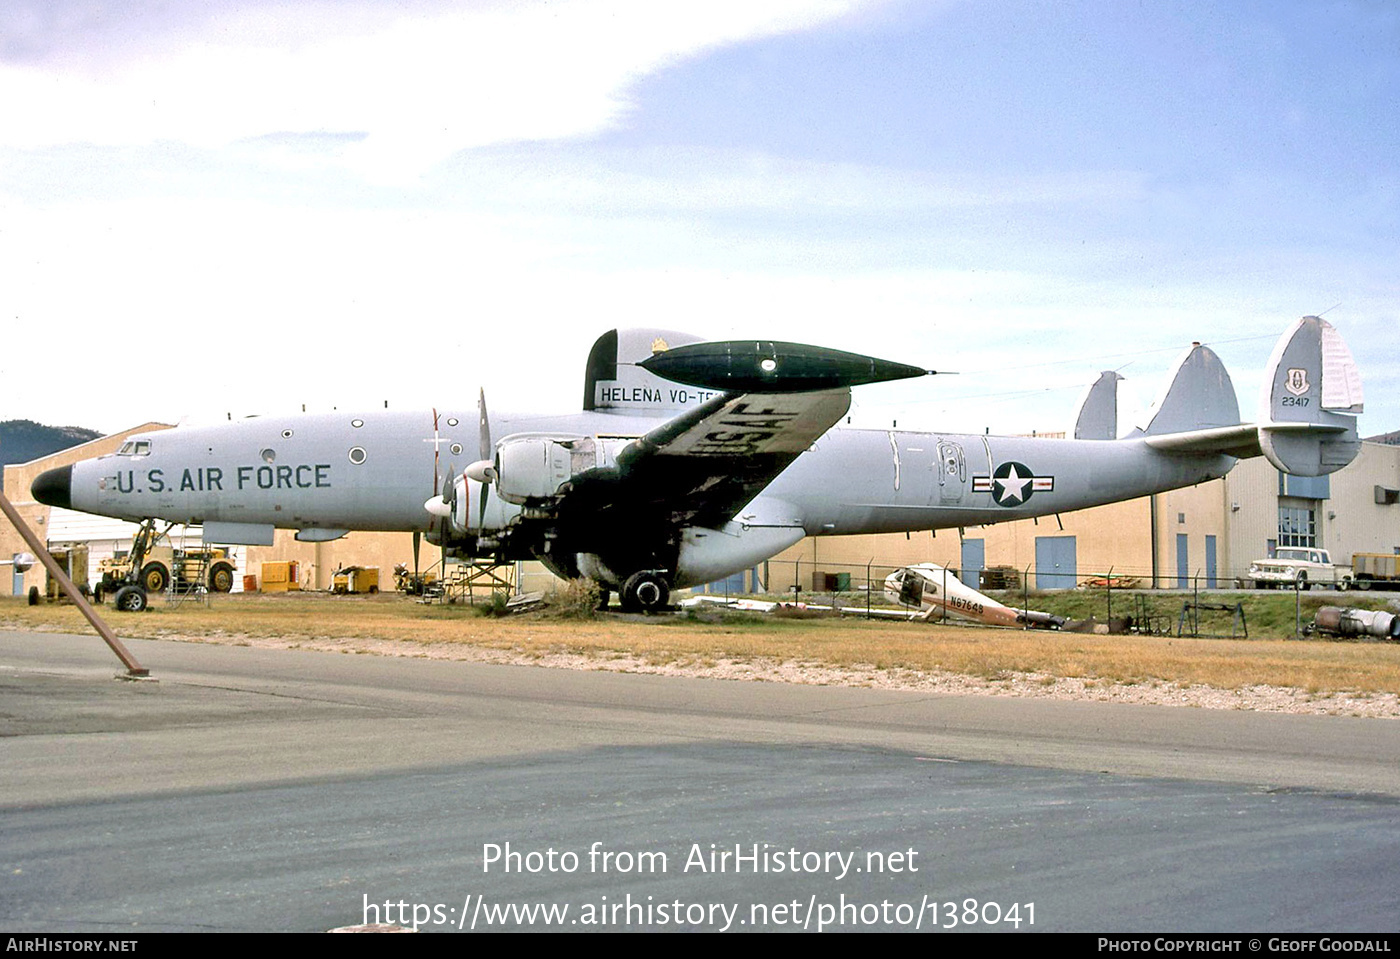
565, 389, 851, 530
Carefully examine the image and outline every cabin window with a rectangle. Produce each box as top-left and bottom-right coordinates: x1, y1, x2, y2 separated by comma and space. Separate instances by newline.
348, 446, 367, 465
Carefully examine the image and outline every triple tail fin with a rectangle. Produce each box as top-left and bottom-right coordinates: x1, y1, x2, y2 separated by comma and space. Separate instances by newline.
1140, 316, 1363, 477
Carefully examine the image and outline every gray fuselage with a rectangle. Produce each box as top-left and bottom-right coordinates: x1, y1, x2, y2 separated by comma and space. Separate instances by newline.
63, 407, 1233, 539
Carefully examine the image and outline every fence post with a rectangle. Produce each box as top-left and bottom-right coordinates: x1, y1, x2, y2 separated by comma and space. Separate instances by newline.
1023, 563, 1032, 630
1193, 569, 1200, 635
1294, 576, 1302, 638
1106, 565, 1113, 622
866, 560, 873, 620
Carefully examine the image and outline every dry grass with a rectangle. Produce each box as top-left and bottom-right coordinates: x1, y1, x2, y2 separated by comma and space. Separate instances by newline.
5, 591, 1400, 697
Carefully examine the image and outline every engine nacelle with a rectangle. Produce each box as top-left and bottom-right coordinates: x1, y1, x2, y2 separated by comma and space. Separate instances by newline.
492, 433, 624, 507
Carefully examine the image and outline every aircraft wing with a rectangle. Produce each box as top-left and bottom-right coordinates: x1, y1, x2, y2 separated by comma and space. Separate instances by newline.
564, 389, 852, 530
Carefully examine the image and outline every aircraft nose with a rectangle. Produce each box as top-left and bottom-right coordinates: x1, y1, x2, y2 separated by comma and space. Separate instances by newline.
31, 465, 73, 510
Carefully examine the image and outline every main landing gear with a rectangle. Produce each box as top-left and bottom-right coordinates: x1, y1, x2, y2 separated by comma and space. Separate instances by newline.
620, 570, 670, 613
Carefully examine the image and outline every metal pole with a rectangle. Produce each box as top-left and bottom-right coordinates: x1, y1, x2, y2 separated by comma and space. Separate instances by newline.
0, 491, 149, 677
866, 560, 872, 620
1193, 569, 1200, 635
1023, 563, 1031, 630
1107, 565, 1113, 622
1295, 576, 1302, 638
941, 564, 947, 624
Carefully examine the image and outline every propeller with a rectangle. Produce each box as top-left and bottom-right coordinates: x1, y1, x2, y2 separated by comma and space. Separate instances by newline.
425, 466, 456, 518
474, 388, 493, 530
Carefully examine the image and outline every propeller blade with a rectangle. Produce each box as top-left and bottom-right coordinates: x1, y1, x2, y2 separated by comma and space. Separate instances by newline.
477, 388, 492, 529
479, 388, 491, 461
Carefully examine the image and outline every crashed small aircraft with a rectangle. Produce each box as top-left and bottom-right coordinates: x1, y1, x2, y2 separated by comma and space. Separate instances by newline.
32, 316, 1363, 611
885, 563, 1064, 628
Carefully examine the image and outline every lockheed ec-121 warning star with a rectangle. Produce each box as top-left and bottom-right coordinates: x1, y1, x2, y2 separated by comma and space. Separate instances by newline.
32, 316, 1363, 612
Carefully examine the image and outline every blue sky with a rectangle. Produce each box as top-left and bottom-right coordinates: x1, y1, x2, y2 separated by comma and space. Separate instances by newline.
1, 0, 1395, 438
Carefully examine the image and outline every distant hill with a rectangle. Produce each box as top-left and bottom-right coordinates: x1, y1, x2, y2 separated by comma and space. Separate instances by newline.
0, 419, 103, 492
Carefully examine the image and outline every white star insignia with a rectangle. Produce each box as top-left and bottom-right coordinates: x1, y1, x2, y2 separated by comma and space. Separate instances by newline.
994, 464, 1032, 505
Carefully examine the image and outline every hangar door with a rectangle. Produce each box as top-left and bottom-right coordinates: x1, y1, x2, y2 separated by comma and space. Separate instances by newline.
1035, 536, 1077, 590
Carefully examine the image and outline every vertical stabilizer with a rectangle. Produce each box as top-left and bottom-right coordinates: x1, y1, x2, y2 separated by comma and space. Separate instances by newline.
582, 328, 706, 415
1139, 343, 1240, 436
1073, 371, 1123, 440
1256, 316, 1362, 476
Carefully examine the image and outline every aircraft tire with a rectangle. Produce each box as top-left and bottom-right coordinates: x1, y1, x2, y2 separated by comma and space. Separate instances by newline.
622, 572, 670, 613
141, 563, 170, 593
209, 563, 235, 593
114, 585, 149, 613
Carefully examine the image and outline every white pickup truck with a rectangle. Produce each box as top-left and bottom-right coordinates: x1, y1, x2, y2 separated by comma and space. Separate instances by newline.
1248, 548, 1352, 591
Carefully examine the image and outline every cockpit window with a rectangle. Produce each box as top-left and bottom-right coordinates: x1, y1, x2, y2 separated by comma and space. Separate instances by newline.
116, 440, 151, 457
133, 440, 151, 456
117, 442, 134, 455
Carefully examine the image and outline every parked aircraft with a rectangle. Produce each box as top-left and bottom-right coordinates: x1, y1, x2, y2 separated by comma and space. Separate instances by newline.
31, 316, 1363, 611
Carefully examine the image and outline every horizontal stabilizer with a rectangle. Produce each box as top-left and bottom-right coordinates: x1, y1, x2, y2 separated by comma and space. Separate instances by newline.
1256, 316, 1362, 476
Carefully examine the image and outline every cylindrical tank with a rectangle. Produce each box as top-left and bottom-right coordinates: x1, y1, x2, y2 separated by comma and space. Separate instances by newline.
1313, 606, 1400, 639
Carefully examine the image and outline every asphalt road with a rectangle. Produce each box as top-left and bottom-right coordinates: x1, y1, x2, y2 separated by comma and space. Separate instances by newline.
3, 629, 1399, 933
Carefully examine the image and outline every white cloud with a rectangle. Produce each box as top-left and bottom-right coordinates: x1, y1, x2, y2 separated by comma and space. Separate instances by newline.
0, 0, 864, 179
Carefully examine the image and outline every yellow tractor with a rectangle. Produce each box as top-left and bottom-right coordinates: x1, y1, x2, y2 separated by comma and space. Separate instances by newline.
94, 519, 237, 609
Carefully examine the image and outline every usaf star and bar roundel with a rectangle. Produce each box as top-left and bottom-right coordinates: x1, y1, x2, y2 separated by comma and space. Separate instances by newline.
972, 461, 1055, 507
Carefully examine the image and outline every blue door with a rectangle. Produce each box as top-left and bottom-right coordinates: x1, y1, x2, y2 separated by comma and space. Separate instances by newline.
961, 538, 985, 590
1177, 533, 1189, 589
1035, 536, 1077, 589
708, 570, 746, 595
1205, 535, 1217, 589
